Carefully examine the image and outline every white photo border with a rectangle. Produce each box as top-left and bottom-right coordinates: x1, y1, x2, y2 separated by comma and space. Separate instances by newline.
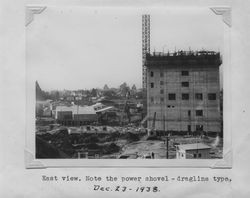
25, 5, 232, 169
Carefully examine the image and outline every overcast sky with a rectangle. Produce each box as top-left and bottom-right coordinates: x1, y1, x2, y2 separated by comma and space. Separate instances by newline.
27, 6, 223, 91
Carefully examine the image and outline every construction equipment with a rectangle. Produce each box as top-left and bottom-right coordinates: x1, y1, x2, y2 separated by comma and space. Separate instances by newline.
142, 14, 150, 90
147, 112, 156, 136
121, 90, 131, 125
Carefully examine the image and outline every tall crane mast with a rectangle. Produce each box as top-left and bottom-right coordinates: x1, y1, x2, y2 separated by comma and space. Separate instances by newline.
142, 14, 150, 90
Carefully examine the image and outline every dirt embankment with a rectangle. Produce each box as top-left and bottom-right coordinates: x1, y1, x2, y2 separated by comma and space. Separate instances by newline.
36, 130, 145, 158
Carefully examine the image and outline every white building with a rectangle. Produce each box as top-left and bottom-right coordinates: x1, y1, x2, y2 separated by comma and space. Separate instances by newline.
176, 143, 211, 159
55, 103, 114, 125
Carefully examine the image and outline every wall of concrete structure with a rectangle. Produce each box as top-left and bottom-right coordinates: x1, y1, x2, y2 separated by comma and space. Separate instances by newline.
148, 120, 221, 132
147, 61, 221, 133
56, 111, 72, 120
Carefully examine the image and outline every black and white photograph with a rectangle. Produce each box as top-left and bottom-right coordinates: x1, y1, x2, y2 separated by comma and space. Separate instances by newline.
4, 0, 250, 197
27, 6, 225, 161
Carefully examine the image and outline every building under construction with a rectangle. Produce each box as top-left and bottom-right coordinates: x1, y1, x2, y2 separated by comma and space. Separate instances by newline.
146, 50, 222, 133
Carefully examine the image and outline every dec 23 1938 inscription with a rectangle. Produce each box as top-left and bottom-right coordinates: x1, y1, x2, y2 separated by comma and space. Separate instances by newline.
41, 175, 232, 193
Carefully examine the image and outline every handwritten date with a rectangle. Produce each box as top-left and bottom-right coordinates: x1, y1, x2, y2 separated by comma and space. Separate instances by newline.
93, 185, 159, 193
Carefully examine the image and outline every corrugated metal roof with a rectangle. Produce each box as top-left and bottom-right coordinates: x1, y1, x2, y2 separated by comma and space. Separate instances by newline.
95, 106, 114, 113
76, 106, 96, 114
56, 105, 96, 114
56, 103, 115, 115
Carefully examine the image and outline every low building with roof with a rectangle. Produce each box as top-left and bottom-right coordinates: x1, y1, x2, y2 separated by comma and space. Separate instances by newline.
73, 106, 97, 125
176, 143, 211, 159
55, 105, 97, 125
36, 100, 53, 117
55, 103, 116, 126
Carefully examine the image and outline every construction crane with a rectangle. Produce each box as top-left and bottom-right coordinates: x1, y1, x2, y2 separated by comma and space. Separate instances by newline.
142, 14, 150, 90
141, 14, 151, 128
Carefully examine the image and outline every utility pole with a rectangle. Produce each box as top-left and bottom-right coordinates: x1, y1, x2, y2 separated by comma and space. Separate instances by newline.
163, 115, 170, 159
166, 134, 170, 159
163, 115, 165, 133
76, 97, 79, 126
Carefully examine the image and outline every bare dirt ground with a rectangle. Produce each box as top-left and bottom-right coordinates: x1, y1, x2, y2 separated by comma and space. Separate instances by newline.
36, 122, 223, 159
120, 140, 171, 159
116, 135, 223, 159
